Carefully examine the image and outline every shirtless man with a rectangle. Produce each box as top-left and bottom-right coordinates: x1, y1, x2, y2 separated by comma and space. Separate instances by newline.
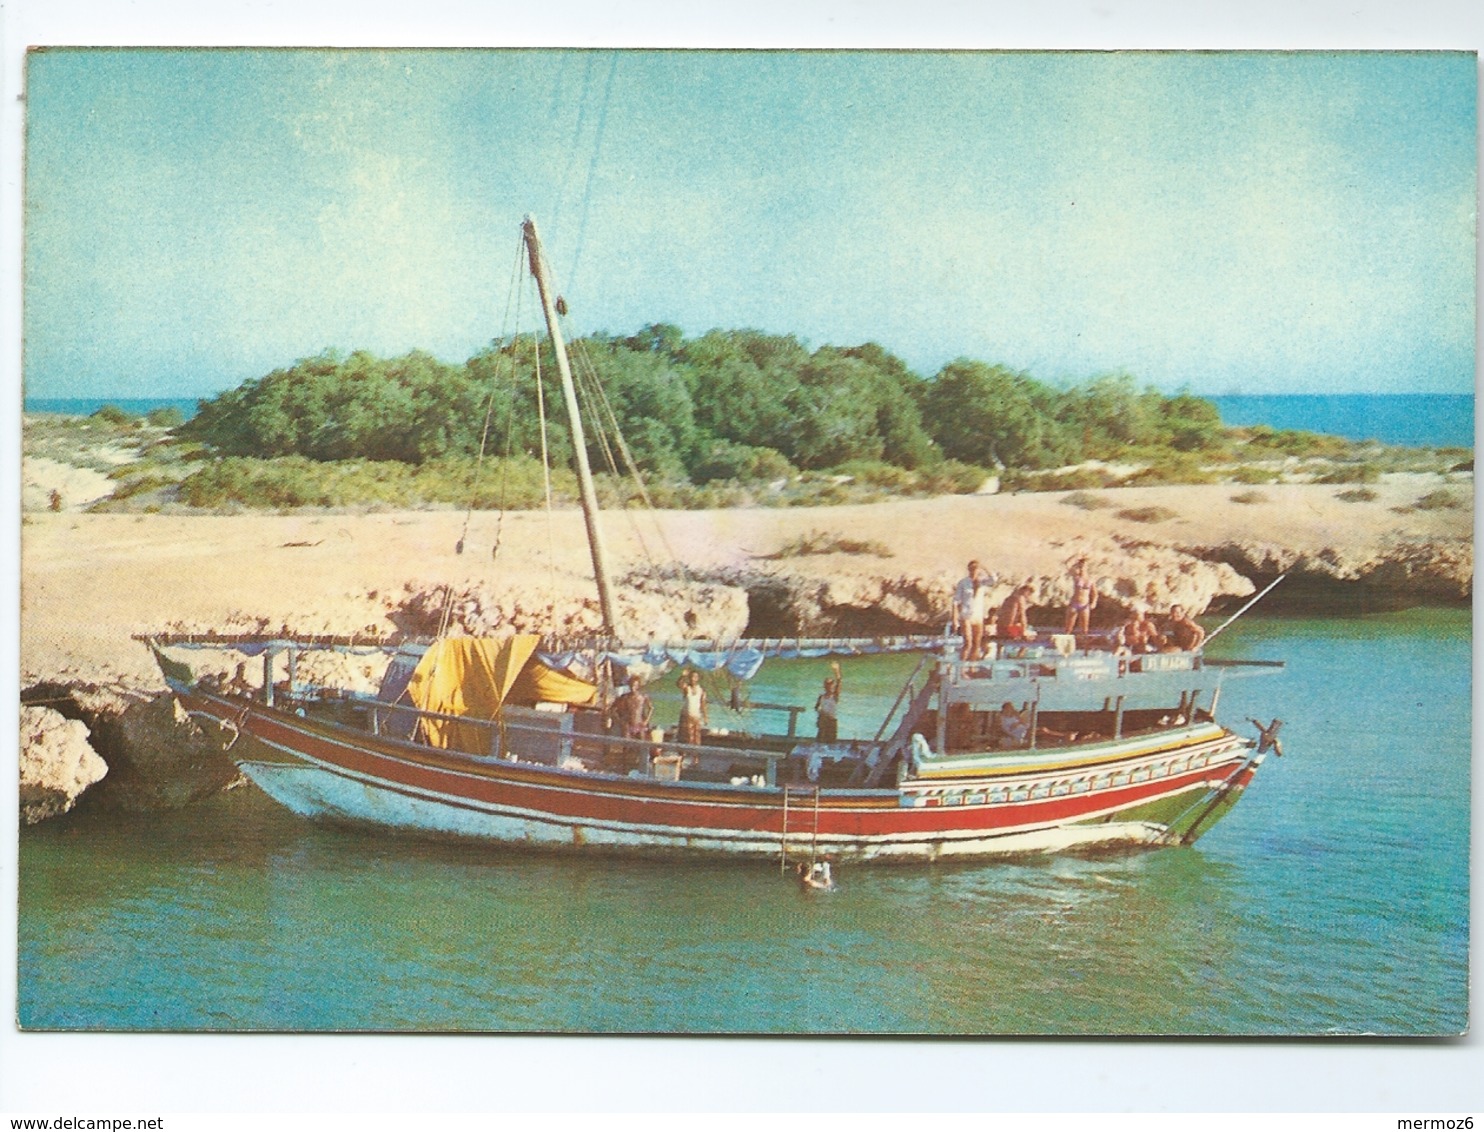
1063, 559, 1098, 634
1166, 605, 1207, 651
613, 676, 653, 740
1117, 606, 1160, 653
996, 584, 1033, 641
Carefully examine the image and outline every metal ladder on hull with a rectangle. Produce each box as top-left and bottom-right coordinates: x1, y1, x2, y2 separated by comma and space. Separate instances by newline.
779, 784, 822, 872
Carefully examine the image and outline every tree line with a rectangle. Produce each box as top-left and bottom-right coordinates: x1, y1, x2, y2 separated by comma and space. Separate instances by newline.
183, 325, 1225, 484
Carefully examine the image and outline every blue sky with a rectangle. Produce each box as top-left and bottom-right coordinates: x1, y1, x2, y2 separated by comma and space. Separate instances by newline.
22, 48, 1477, 398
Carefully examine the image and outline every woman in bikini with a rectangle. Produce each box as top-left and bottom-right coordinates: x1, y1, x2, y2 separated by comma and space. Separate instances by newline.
1064, 559, 1097, 634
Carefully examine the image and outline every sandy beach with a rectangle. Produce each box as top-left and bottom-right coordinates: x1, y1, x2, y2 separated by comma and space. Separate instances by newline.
20, 476, 1473, 690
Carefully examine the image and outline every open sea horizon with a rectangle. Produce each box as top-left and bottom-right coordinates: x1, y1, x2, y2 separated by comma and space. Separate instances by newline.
25, 392, 1475, 450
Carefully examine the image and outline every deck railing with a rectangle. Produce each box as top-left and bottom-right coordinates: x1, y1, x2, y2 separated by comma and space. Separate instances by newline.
282, 689, 881, 789
937, 647, 1200, 687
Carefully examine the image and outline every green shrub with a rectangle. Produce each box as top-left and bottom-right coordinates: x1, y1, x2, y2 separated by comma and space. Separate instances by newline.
920, 460, 991, 494
1230, 466, 1277, 485
1313, 463, 1380, 485
1335, 487, 1378, 503
145, 406, 186, 428
1123, 453, 1216, 486
769, 530, 894, 558
91, 404, 140, 427
1413, 489, 1464, 511
689, 440, 796, 485
176, 454, 576, 511
1115, 506, 1179, 524
1001, 466, 1121, 493
1239, 425, 1349, 459
1062, 491, 1113, 510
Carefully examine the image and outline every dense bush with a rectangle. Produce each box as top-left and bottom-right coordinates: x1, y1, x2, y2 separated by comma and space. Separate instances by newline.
182, 329, 1239, 499
177, 455, 576, 511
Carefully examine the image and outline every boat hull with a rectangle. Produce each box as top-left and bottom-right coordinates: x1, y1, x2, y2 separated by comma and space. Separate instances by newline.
185, 691, 1262, 862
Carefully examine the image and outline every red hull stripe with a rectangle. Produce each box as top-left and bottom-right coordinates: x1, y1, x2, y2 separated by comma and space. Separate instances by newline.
190, 694, 1250, 841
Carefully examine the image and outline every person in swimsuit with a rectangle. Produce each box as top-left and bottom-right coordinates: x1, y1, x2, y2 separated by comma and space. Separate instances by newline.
614, 675, 653, 740
1117, 606, 1160, 653
1165, 605, 1207, 651
1064, 559, 1097, 634
677, 669, 707, 745
815, 661, 842, 742
996, 584, 1033, 641
951, 560, 988, 660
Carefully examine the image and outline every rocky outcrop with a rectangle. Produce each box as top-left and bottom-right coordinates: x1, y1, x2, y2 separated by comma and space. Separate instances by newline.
1187, 536, 1473, 602
392, 571, 751, 642
20, 683, 241, 813
20, 705, 108, 823
683, 537, 1257, 636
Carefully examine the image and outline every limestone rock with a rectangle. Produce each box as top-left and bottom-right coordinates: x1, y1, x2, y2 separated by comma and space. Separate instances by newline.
1189, 536, 1473, 601
393, 573, 751, 643
102, 692, 243, 810
19, 705, 107, 823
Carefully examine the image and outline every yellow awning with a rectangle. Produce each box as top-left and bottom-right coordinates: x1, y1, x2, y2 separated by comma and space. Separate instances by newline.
405, 636, 595, 754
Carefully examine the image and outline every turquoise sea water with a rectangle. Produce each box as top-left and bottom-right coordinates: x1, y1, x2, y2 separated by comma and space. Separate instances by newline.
1208, 393, 1474, 449
25, 393, 1477, 449
17, 609, 1469, 1035
23, 396, 205, 421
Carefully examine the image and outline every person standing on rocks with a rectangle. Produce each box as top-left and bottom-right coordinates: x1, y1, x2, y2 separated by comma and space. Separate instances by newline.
677, 669, 707, 746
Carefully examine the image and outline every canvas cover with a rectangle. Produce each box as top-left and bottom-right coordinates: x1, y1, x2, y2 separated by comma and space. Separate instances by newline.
406, 636, 595, 754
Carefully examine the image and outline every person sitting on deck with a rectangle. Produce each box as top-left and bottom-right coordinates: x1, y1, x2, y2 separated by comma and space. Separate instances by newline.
676, 669, 708, 746
1116, 606, 1161, 654
815, 661, 842, 742
1164, 605, 1207, 652
1063, 559, 1098, 635
996, 584, 1033, 641
997, 701, 1030, 748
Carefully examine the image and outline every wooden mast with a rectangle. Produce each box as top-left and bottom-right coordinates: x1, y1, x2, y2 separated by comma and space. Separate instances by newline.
521, 215, 617, 637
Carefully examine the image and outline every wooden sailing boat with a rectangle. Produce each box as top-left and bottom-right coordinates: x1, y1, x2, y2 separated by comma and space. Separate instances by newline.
146, 217, 1283, 863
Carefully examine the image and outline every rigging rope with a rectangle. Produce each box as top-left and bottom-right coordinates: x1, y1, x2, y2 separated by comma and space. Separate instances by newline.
531, 317, 560, 591
567, 332, 691, 583
456, 231, 529, 558
440, 230, 532, 641
566, 51, 618, 292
